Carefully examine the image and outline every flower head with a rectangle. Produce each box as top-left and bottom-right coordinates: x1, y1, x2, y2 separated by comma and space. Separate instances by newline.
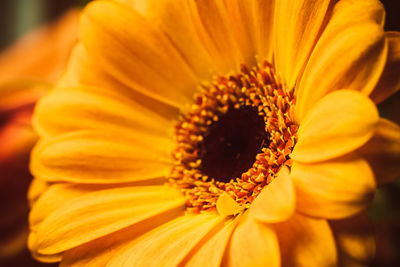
29, 0, 400, 266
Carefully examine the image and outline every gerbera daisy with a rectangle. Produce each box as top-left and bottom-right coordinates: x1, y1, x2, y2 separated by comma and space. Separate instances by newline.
29, 0, 400, 266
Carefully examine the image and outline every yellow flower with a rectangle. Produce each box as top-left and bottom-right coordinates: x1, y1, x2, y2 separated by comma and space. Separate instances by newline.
29, 0, 400, 266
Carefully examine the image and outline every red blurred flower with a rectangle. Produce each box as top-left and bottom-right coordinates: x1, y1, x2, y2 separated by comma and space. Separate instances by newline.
0, 9, 79, 266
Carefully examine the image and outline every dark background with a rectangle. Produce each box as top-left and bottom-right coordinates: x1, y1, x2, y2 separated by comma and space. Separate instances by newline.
0, 0, 398, 266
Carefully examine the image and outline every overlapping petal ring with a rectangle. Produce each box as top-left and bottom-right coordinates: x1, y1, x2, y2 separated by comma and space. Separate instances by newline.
29, 0, 400, 266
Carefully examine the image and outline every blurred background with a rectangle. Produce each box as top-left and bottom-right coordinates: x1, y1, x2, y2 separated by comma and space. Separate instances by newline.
0, 0, 399, 266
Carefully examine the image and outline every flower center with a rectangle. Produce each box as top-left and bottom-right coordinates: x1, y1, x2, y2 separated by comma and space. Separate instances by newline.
169, 61, 298, 214
199, 106, 268, 183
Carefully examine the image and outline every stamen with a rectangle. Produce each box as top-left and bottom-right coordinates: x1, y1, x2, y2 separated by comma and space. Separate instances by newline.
169, 61, 298, 213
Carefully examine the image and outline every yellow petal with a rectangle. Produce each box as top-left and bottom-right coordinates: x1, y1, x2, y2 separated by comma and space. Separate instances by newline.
274, 213, 337, 267
28, 231, 62, 263
330, 212, 375, 266
60, 44, 179, 120
60, 203, 184, 267
116, 0, 148, 15
358, 118, 400, 185
184, 0, 245, 73
143, 0, 218, 80
35, 186, 185, 255
274, 0, 331, 88
250, 166, 295, 223
184, 218, 239, 267
30, 183, 107, 231
27, 178, 49, 207
108, 214, 223, 267
215, 0, 274, 65
80, 1, 198, 109
291, 155, 375, 219
226, 213, 280, 267
291, 90, 379, 163
371, 31, 400, 103
216, 192, 242, 216
31, 131, 173, 184
295, 0, 387, 122
33, 85, 173, 139
250, 0, 275, 63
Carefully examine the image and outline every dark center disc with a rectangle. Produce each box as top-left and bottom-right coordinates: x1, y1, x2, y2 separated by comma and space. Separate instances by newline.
199, 106, 269, 183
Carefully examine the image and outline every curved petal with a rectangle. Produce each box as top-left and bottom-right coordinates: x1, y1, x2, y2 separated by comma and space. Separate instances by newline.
274, 0, 332, 89
371, 32, 400, 103
183, 218, 238, 267
250, 166, 295, 223
184, 0, 246, 73
291, 90, 379, 163
330, 212, 375, 266
80, 1, 198, 109
31, 131, 173, 184
274, 213, 337, 267
295, 0, 387, 122
218, 0, 275, 65
34, 186, 185, 255
358, 118, 400, 186
108, 214, 224, 267
216, 192, 242, 217
30, 183, 98, 231
60, 204, 184, 267
33, 85, 174, 139
116, 0, 148, 15
27, 178, 49, 207
59, 44, 179, 121
136, 0, 217, 80
291, 155, 376, 219
28, 232, 62, 263
226, 214, 280, 267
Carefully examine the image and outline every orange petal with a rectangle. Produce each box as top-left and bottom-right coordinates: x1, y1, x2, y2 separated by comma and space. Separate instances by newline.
33, 85, 173, 139
80, 1, 198, 109
215, 0, 275, 65
34, 186, 185, 255
184, 0, 247, 73
274, 0, 332, 88
295, 0, 387, 122
226, 214, 280, 267
31, 131, 173, 184
216, 192, 242, 217
250, 166, 295, 223
274, 213, 337, 267
371, 31, 400, 103
30, 183, 109, 231
135, 0, 217, 80
60, 203, 184, 267
107, 214, 224, 267
59, 44, 179, 120
28, 232, 62, 263
291, 90, 379, 163
116, 0, 148, 15
358, 118, 400, 186
291, 155, 375, 219
330, 212, 375, 266
184, 218, 239, 267
27, 178, 49, 207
